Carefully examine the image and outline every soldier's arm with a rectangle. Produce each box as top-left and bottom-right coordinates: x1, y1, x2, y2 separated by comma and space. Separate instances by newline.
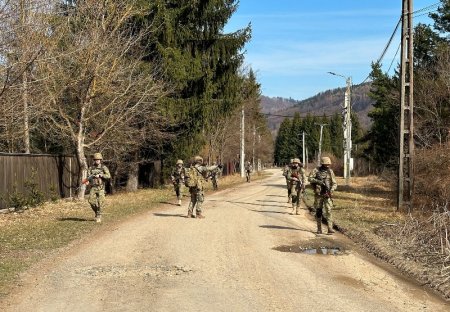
330, 170, 337, 192
308, 169, 320, 184
101, 166, 111, 180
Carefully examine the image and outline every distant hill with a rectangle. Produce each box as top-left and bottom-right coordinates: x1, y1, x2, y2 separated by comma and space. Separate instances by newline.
261, 83, 374, 133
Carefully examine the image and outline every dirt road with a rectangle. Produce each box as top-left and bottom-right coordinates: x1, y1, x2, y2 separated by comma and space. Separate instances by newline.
1, 169, 448, 311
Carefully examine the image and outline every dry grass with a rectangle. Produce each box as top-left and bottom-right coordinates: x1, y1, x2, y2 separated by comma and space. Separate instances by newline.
0, 173, 260, 298
328, 175, 450, 298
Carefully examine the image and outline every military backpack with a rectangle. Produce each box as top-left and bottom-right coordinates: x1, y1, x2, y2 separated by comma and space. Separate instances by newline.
184, 166, 201, 188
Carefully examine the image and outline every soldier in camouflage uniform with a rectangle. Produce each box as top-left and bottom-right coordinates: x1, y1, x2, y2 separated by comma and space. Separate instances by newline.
209, 162, 222, 191
86, 153, 111, 223
171, 159, 185, 206
186, 156, 219, 219
286, 158, 306, 215
308, 157, 337, 234
282, 159, 293, 203
244, 161, 253, 182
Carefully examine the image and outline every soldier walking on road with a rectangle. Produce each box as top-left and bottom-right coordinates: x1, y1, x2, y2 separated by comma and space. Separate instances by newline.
308, 157, 337, 234
85, 153, 111, 223
186, 156, 219, 219
209, 162, 222, 190
286, 158, 306, 215
245, 161, 253, 182
282, 159, 293, 203
171, 159, 185, 206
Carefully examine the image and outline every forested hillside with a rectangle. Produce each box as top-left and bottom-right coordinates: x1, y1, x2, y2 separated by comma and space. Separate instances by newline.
262, 83, 374, 134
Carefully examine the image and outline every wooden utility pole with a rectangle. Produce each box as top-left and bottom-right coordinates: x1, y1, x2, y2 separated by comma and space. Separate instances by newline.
398, 0, 414, 212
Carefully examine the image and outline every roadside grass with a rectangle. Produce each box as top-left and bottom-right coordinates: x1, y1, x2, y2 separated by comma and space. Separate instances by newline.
322, 175, 450, 299
0, 172, 266, 298
331, 176, 404, 230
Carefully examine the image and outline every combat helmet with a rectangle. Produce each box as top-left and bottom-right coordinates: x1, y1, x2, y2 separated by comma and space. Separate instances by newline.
321, 156, 331, 165
194, 155, 203, 164
292, 158, 301, 164
93, 152, 103, 160
176, 159, 183, 165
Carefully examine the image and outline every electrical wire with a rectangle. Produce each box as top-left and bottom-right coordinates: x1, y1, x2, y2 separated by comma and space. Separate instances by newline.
360, 2, 442, 84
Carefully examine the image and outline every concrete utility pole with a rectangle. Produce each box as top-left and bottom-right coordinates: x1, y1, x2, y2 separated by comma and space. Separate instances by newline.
240, 107, 245, 178
315, 123, 328, 165
398, 0, 414, 212
302, 131, 306, 166
328, 71, 352, 185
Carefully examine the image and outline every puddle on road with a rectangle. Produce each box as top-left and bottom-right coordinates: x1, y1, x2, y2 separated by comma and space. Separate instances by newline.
273, 245, 346, 255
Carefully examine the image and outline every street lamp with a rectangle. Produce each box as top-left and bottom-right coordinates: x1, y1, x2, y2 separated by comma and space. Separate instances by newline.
328, 71, 352, 185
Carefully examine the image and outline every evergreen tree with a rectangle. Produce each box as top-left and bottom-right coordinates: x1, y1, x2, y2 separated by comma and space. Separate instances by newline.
144, 0, 251, 166
329, 112, 344, 158
362, 62, 399, 166
274, 118, 293, 164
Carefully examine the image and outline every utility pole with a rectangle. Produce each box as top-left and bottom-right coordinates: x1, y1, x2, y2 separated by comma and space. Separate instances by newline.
315, 123, 328, 164
343, 77, 352, 185
302, 131, 306, 166
240, 107, 245, 178
328, 71, 352, 185
398, 0, 414, 212
252, 125, 256, 170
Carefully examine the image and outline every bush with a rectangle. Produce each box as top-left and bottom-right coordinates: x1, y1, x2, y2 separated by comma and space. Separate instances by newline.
6, 169, 45, 211
415, 142, 450, 209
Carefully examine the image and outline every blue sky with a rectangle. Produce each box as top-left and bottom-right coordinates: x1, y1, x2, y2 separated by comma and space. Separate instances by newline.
225, 0, 438, 100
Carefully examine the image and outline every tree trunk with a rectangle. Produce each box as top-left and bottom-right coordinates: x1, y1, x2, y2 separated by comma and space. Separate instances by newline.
126, 162, 139, 192
23, 70, 30, 153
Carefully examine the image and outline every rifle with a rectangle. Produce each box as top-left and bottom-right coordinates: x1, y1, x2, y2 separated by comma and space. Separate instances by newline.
82, 168, 105, 185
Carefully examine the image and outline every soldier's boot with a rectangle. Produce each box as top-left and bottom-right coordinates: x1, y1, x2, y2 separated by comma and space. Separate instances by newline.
95, 215, 102, 223
316, 220, 322, 234
327, 221, 335, 235
295, 206, 300, 215
287, 197, 291, 203
196, 212, 205, 219
178, 199, 182, 206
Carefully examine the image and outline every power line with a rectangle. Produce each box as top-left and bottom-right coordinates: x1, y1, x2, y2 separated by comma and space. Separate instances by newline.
262, 113, 334, 119
387, 42, 401, 73
360, 2, 442, 84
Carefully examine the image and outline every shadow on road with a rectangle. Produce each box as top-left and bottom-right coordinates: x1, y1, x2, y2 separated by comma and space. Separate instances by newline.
58, 217, 91, 222
250, 209, 289, 215
259, 225, 312, 233
226, 201, 286, 208
159, 201, 180, 206
265, 195, 285, 198
153, 213, 186, 218
262, 184, 286, 189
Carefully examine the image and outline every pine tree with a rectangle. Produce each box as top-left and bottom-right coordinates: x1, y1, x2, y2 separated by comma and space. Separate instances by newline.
362, 62, 399, 166
144, 0, 251, 166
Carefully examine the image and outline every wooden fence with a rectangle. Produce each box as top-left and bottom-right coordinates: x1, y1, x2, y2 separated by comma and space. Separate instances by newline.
0, 153, 78, 209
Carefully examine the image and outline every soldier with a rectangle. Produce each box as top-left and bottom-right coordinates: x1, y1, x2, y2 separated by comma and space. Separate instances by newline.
170, 159, 185, 206
186, 156, 219, 219
85, 153, 111, 223
210, 162, 222, 190
308, 156, 337, 234
282, 159, 293, 203
286, 158, 306, 215
244, 161, 253, 182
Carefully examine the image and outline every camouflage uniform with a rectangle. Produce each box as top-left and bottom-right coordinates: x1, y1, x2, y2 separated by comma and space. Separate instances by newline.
282, 159, 293, 203
187, 156, 218, 218
308, 157, 337, 234
210, 164, 222, 191
86, 153, 111, 223
171, 160, 185, 205
286, 158, 306, 214
244, 161, 253, 182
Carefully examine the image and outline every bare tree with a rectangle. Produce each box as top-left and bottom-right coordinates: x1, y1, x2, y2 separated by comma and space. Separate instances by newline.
36, 0, 168, 198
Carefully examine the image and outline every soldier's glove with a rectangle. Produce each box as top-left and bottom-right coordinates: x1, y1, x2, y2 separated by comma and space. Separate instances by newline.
218, 164, 223, 169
